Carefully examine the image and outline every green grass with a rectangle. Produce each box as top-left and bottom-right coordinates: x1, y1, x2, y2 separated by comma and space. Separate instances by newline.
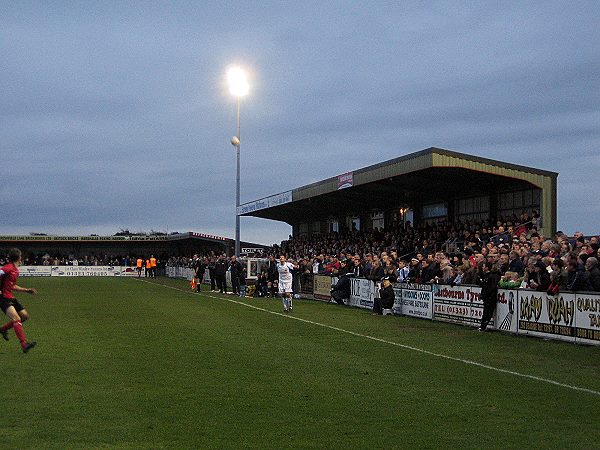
1, 277, 599, 449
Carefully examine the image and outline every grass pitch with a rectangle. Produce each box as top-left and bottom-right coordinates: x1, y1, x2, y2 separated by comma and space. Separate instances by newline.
1, 277, 599, 449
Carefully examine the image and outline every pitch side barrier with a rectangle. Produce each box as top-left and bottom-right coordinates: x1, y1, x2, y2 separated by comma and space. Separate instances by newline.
19, 265, 140, 277
312, 275, 600, 346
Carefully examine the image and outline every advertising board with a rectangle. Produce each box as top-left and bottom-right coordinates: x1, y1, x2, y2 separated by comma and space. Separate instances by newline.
433, 284, 483, 327
398, 283, 433, 319
518, 291, 576, 343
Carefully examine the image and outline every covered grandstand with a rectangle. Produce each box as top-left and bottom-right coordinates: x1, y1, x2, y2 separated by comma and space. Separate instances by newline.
0, 232, 269, 261
239, 147, 558, 238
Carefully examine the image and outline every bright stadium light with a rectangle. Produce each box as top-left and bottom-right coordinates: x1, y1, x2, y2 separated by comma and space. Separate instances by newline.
227, 66, 249, 97
227, 65, 250, 258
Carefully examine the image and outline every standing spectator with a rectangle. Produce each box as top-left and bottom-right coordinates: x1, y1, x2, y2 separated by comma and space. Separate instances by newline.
214, 255, 228, 294
397, 260, 410, 283
136, 256, 143, 278
238, 267, 247, 298
566, 261, 589, 292
150, 255, 157, 278
507, 250, 524, 275
461, 260, 480, 285
478, 262, 501, 332
192, 255, 206, 293
208, 256, 217, 292
585, 257, 600, 291
527, 261, 551, 292
229, 256, 243, 295
256, 271, 268, 297
367, 259, 384, 282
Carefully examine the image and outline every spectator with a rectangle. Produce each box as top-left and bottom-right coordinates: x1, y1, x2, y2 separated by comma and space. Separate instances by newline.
372, 276, 395, 315
229, 256, 243, 296
461, 260, 480, 285
566, 261, 589, 292
478, 262, 501, 332
507, 250, 524, 275
214, 255, 228, 294
585, 257, 600, 291
397, 260, 410, 283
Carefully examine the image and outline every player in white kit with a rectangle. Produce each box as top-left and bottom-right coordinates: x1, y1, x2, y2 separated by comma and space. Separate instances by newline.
277, 255, 297, 312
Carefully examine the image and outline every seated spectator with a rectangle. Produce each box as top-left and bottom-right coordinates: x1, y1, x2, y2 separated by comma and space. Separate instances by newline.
372, 276, 395, 315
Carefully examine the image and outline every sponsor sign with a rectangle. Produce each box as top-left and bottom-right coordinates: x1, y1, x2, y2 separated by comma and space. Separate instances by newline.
50, 266, 119, 277
313, 275, 334, 301
349, 278, 376, 310
117, 267, 142, 277
19, 266, 52, 277
495, 289, 518, 333
238, 191, 292, 215
518, 291, 576, 342
337, 172, 353, 190
433, 284, 484, 327
574, 293, 600, 344
399, 284, 433, 319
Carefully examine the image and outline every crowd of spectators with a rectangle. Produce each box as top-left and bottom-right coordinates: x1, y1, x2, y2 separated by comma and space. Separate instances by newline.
164, 212, 600, 294
5, 210, 599, 295
0, 253, 157, 268
270, 212, 600, 293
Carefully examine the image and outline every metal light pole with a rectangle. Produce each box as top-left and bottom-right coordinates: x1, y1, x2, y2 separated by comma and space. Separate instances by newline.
234, 96, 241, 258
227, 66, 249, 258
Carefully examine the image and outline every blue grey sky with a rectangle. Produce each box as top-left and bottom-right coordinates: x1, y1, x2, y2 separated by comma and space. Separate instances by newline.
1, 1, 599, 244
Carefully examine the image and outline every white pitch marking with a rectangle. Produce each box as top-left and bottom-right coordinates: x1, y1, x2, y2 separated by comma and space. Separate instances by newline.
140, 279, 600, 397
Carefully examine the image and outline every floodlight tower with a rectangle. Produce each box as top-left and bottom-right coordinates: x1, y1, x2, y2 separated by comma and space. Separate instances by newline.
227, 66, 249, 258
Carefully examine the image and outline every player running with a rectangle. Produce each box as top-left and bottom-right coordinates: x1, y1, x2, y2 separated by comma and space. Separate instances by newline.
0, 248, 37, 353
277, 255, 298, 312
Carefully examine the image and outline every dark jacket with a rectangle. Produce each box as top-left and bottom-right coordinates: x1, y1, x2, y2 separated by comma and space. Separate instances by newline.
480, 269, 501, 302
587, 267, 600, 292
379, 284, 396, 310
507, 258, 524, 275
215, 259, 228, 276
462, 269, 480, 286
567, 269, 589, 292
229, 260, 243, 278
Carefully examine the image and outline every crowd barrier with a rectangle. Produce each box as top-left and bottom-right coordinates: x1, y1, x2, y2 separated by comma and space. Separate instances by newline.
20, 265, 141, 277
313, 275, 600, 346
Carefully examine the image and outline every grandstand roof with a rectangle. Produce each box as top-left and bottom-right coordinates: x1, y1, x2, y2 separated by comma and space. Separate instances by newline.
239, 147, 558, 227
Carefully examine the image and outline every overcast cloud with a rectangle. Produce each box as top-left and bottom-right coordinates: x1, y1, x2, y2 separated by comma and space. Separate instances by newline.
1, 1, 599, 244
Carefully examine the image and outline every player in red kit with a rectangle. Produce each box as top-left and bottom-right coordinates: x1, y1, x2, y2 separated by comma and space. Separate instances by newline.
0, 248, 37, 353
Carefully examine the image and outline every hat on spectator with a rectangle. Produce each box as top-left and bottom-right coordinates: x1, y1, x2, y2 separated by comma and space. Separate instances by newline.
381, 276, 391, 281
411, 257, 418, 262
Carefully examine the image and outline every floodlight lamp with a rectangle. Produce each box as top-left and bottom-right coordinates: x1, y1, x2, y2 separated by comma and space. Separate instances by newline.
227, 66, 249, 97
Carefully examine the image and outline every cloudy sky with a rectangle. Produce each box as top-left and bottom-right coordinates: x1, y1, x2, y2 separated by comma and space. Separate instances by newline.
1, 1, 599, 244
